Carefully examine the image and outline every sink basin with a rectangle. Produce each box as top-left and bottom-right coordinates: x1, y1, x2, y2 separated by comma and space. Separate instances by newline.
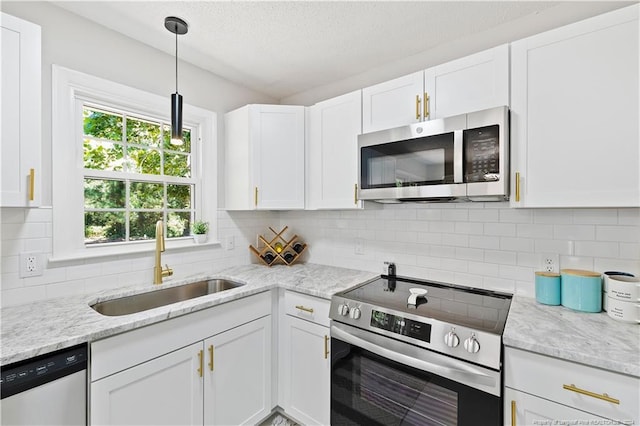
91, 279, 245, 316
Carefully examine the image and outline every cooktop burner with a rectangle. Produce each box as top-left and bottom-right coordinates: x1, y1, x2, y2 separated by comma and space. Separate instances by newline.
340, 276, 512, 334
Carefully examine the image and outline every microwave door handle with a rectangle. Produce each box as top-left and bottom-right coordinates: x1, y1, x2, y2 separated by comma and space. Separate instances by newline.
330, 324, 498, 394
454, 129, 463, 183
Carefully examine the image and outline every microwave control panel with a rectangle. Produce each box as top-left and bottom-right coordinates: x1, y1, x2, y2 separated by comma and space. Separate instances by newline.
464, 124, 500, 183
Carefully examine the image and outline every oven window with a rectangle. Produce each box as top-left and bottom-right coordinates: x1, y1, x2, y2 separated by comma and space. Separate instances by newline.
331, 338, 501, 426
360, 133, 455, 189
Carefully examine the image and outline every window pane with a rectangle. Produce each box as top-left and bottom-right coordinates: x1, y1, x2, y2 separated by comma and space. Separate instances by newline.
165, 153, 191, 177
84, 108, 123, 142
167, 212, 191, 238
167, 184, 191, 209
127, 116, 161, 147
130, 182, 164, 209
127, 147, 161, 175
84, 178, 125, 208
83, 139, 124, 171
163, 125, 191, 153
130, 212, 163, 241
85, 211, 125, 244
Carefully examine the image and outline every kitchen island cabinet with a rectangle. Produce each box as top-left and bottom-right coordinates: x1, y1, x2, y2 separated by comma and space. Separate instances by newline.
362, 44, 508, 133
224, 104, 305, 210
1, 12, 41, 207
90, 291, 273, 426
510, 4, 639, 208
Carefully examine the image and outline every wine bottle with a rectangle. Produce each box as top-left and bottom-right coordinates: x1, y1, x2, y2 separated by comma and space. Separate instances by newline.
293, 242, 304, 253
263, 251, 275, 264
283, 251, 294, 263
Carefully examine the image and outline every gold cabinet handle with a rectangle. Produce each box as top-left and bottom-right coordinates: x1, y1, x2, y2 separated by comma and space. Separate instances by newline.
254, 186, 258, 207
424, 92, 430, 119
324, 335, 330, 359
515, 172, 521, 202
562, 384, 620, 405
295, 305, 314, 314
197, 349, 203, 377
208, 345, 214, 371
29, 168, 35, 201
354, 183, 358, 205
511, 400, 516, 426
415, 95, 421, 120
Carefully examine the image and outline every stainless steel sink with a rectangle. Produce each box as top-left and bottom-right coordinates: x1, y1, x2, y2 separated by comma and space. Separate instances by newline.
91, 279, 245, 316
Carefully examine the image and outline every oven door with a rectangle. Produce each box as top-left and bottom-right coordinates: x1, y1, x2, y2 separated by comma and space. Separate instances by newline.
331, 323, 502, 426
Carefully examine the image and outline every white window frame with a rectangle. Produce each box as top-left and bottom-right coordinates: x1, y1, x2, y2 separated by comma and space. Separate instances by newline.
52, 65, 217, 261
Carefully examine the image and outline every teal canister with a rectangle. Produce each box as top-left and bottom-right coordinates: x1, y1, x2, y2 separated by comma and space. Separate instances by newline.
561, 269, 602, 312
535, 272, 561, 305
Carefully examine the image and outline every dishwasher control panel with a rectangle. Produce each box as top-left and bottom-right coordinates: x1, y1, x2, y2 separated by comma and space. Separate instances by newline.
1, 343, 87, 399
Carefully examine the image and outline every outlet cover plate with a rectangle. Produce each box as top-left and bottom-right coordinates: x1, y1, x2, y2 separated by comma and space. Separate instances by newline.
539, 253, 559, 273
19, 252, 43, 278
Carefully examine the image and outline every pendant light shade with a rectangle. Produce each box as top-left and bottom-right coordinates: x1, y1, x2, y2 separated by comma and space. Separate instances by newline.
165, 16, 188, 146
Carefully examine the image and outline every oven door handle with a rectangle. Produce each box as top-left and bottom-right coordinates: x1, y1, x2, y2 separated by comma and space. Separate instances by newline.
331, 323, 501, 396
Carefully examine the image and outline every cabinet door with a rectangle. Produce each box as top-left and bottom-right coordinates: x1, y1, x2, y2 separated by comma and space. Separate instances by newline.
424, 44, 509, 119
504, 388, 612, 426
362, 71, 424, 133
252, 105, 305, 210
1, 13, 41, 207
511, 5, 639, 207
307, 90, 363, 209
91, 342, 204, 426
281, 316, 330, 426
204, 316, 272, 426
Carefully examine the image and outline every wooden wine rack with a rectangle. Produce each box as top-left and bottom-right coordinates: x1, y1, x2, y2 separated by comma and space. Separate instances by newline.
249, 226, 307, 267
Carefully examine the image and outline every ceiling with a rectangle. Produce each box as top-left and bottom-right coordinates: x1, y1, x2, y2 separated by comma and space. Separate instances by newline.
51, 1, 627, 100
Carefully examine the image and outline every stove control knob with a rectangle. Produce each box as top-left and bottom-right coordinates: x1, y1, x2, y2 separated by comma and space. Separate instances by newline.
463, 334, 480, 354
338, 304, 350, 317
444, 330, 460, 348
349, 307, 361, 320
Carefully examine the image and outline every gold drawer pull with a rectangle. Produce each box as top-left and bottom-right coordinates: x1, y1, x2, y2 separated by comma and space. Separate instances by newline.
515, 172, 521, 202
324, 335, 330, 359
208, 345, 214, 371
197, 349, 203, 377
354, 183, 358, 205
562, 384, 620, 404
415, 95, 421, 120
511, 400, 516, 426
254, 186, 258, 207
295, 305, 314, 314
424, 92, 430, 119
29, 168, 35, 201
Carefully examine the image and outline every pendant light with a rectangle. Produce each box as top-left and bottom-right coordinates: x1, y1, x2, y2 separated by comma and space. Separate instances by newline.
165, 16, 188, 146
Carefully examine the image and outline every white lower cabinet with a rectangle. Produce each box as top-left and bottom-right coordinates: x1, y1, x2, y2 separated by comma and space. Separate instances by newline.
504, 347, 639, 426
90, 292, 273, 426
279, 291, 331, 426
505, 388, 609, 426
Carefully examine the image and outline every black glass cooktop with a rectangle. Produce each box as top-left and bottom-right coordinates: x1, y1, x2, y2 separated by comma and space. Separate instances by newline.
337, 276, 512, 334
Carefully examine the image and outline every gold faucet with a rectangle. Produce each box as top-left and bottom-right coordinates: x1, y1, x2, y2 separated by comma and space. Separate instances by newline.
153, 220, 173, 284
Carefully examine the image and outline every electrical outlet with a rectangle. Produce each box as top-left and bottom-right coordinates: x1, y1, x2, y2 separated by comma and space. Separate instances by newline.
354, 238, 364, 255
539, 254, 559, 273
19, 252, 43, 278
225, 236, 235, 251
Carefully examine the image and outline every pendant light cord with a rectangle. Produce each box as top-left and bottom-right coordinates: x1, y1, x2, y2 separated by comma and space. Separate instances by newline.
175, 29, 178, 93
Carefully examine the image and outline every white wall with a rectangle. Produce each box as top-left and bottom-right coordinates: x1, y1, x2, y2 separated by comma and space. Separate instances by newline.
0, 2, 279, 307
281, 205, 640, 297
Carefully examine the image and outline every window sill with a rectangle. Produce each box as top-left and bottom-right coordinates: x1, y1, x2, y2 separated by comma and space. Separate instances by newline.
49, 238, 221, 265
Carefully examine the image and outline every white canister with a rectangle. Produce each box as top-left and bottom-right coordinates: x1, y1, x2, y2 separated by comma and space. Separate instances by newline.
606, 275, 640, 302
606, 296, 640, 324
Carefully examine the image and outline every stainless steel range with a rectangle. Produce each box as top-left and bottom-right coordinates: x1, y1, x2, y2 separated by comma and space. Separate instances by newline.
330, 266, 512, 425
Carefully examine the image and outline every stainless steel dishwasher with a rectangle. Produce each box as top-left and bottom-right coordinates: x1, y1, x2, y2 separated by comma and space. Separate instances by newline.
1, 343, 87, 425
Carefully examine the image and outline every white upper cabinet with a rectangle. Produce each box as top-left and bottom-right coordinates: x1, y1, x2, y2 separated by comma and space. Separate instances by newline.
1, 13, 41, 207
424, 44, 509, 119
510, 4, 639, 208
224, 104, 305, 210
362, 44, 509, 134
306, 90, 363, 209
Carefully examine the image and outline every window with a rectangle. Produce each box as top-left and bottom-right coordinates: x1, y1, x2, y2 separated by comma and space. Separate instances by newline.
52, 66, 217, 260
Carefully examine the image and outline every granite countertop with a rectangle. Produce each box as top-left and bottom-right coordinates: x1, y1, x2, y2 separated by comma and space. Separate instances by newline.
504, 296, 640, 378
0, 263, 378, 366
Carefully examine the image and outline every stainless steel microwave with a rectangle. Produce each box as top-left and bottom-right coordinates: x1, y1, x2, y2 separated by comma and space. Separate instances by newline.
357, 106, 509, 203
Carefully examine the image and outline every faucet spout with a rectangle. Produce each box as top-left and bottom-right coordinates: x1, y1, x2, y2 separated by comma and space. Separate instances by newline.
153, 220, 173, 284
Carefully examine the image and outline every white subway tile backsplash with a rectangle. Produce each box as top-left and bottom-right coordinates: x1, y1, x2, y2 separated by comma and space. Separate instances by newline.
3, 205, 639, 307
